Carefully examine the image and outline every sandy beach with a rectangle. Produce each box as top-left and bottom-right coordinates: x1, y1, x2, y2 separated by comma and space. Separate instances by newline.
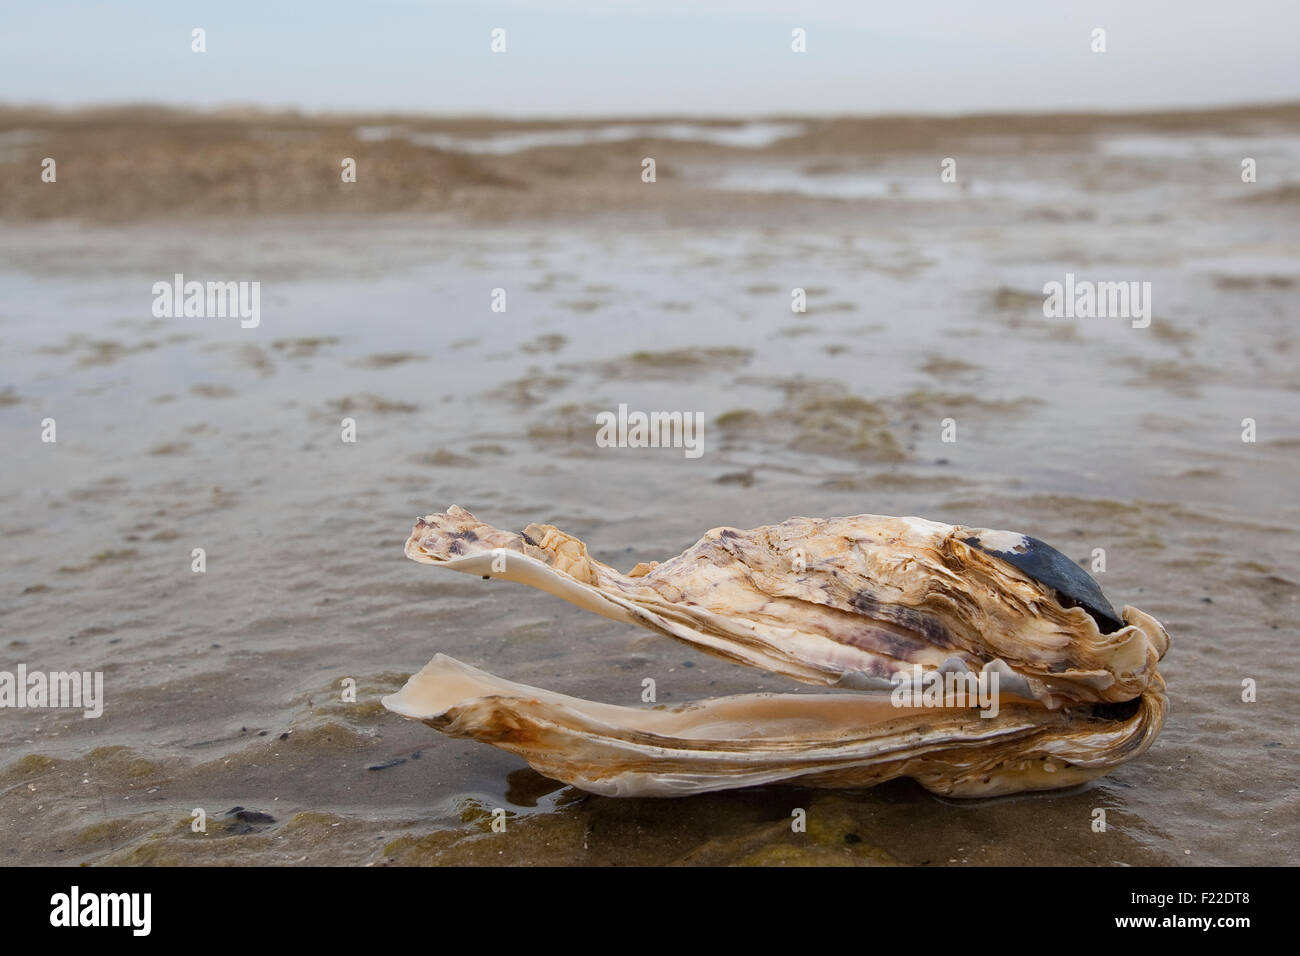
1, 104, 1297, 865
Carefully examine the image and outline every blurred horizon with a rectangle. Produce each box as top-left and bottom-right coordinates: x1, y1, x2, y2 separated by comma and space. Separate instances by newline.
3, 1, 1299, 118
4, 97, 1300, 123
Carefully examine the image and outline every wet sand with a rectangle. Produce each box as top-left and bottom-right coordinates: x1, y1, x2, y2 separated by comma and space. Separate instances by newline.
0, 106, 1297, 865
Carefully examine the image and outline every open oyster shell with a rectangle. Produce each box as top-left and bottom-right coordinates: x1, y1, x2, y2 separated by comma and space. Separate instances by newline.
383, 506, 1170, 797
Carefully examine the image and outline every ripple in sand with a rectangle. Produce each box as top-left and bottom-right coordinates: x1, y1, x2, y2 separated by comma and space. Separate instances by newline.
39, 335, 160, 367
899, 388, 1038, 416
519, 333, 568, 354
560, 298, 606, 312
525, 402, 606, 453
716, 382, 904, 463
271, 336, 342, 359
412, 449, 474, 467
489, 373, 570, 406
354, 352, 428, 369
597, 347, 752, 380
1122, 356, 1216, 393
1212, 273, 1296, 290
190, 383, 236, 398
991, 286, 1042, 310
326, 394, 418, 415
919, 356, 980, 377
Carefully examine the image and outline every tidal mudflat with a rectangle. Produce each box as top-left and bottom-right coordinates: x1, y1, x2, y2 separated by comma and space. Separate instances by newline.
0, 106, 1297, 865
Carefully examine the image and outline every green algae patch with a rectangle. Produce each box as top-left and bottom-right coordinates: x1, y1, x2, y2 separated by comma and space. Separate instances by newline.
70, 818, 152, 850
992, 287, 1042, 310
379, 810, 586, 866
309, 671, 409, 724
715, 408, 761, 429
0, 753, 62, 782
125, 758, 163, 780
733, 841, 897, 867
75, 747, 169, 785
676, 795, 901, 866
457, 797, 516, 831
381, 830, 458, 862
87, 745, 132, 761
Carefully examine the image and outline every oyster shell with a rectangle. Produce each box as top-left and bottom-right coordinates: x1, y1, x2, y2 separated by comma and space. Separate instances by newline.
383, 506, 1170, 797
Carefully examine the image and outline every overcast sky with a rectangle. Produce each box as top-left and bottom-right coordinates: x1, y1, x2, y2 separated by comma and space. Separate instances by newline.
2, 1, 1298, 117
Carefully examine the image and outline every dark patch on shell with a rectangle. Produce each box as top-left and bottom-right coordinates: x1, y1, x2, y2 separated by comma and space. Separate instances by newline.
962, 534, 1124, 633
